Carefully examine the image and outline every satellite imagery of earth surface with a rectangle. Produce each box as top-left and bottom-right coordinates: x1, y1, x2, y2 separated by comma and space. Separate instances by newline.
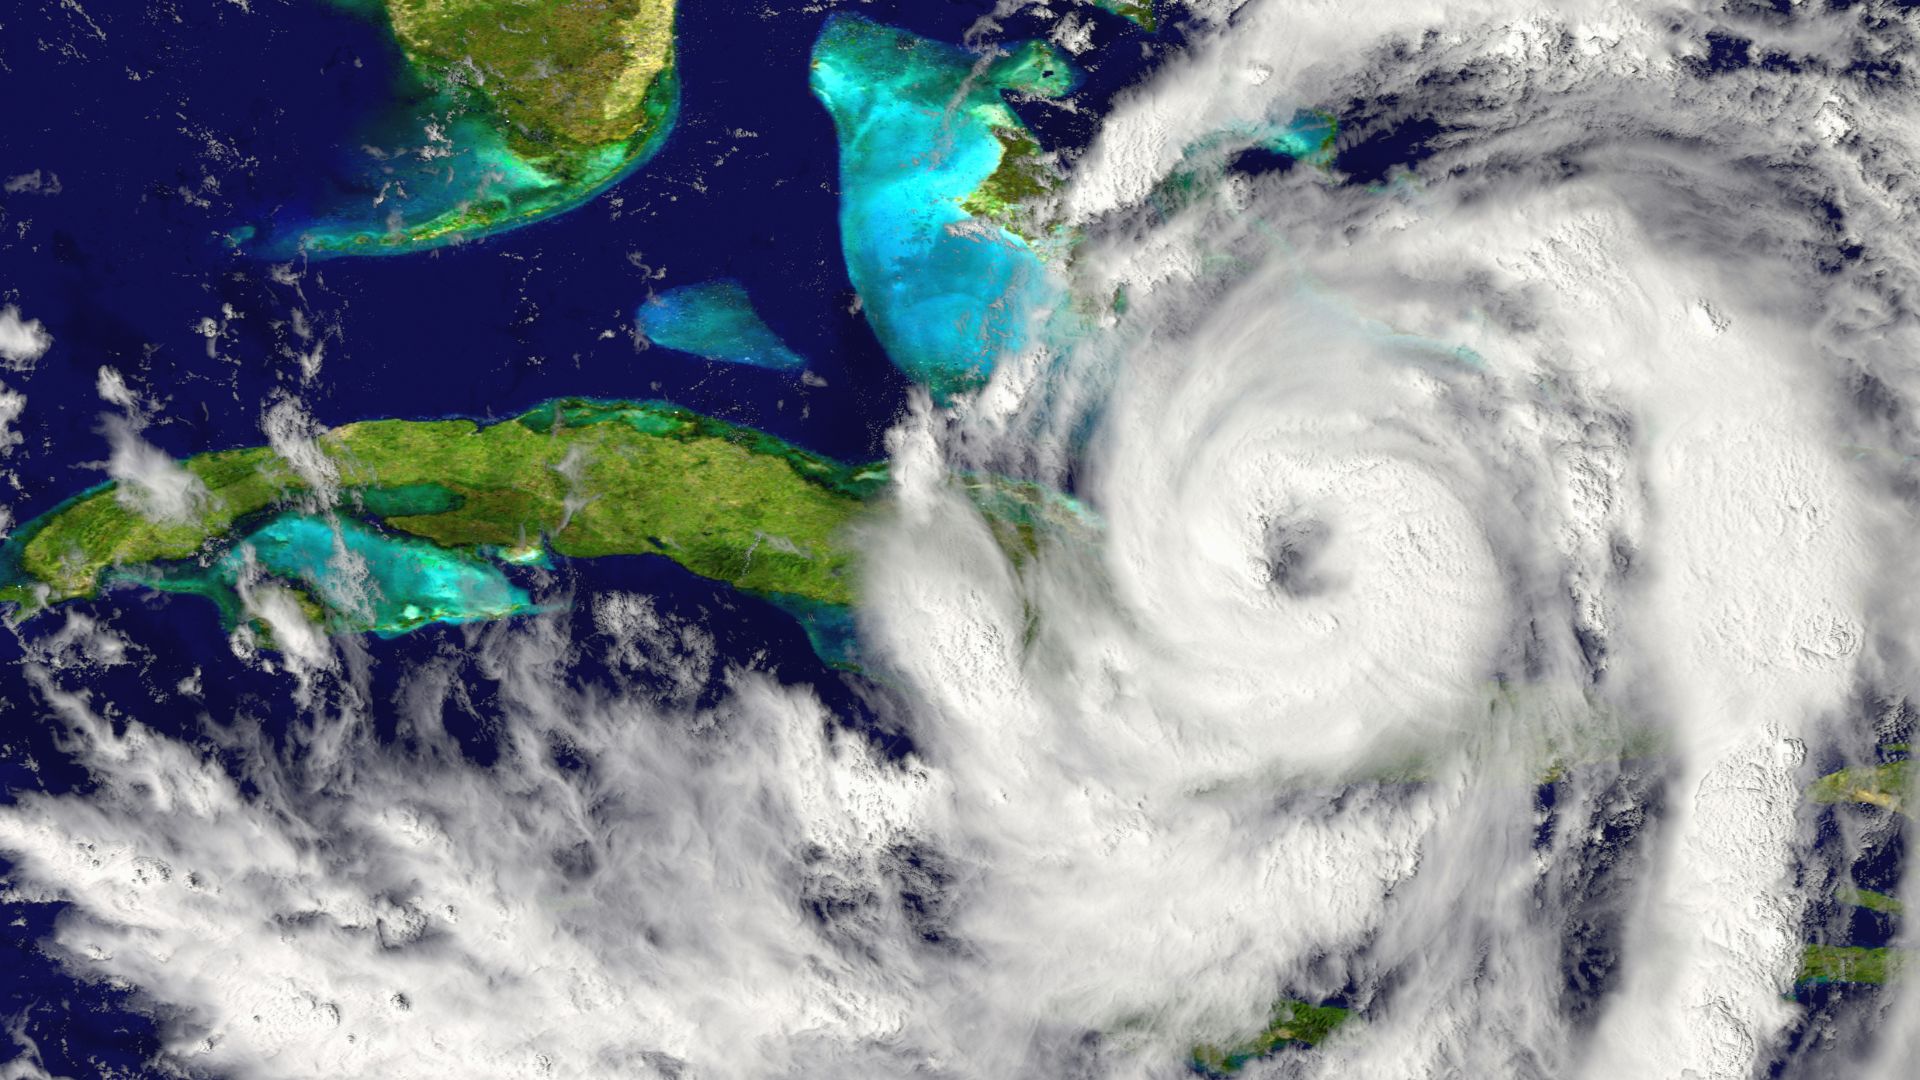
3, 0, 1920, 1077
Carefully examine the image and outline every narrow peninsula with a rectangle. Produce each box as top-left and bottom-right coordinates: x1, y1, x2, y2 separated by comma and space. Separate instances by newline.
254, 0, 678, 255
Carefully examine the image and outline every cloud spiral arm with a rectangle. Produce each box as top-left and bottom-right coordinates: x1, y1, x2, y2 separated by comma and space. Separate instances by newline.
8, 1, 1920, 1078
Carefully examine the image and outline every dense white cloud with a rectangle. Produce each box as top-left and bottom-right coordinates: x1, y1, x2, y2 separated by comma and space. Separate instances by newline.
99, 415, 208, 526
0, 384, 21, 458
7, 1, 1920, 1077
0, 617, 940, 1079
0, 305, 52, 370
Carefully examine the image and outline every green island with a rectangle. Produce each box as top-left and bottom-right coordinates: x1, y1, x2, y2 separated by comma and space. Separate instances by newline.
1840, 885, 1905, 917
1801, 945, 1900, 986
277, 0, 677, 254
1, 400, 880, 648
1188, 999, 1349, 1075
1090, 0, 1157, 31
1793, 752, 1911, 989
1809, 760, 1909, 814
0, 399, 1094, 661
953, 40, 1078, 247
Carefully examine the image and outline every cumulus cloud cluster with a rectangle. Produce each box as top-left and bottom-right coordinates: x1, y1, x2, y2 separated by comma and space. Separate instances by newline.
0, 305, 52, 370
7, 1, 1920, 1078
0, 383, 21, 538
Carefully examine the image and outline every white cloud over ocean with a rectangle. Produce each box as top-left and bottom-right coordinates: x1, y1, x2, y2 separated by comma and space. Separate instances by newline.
6, 1, 1920, 1078
0, 306, 52, 370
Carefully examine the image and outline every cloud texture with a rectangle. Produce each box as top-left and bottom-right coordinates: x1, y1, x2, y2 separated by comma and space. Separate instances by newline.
9, 1, 1920, 1078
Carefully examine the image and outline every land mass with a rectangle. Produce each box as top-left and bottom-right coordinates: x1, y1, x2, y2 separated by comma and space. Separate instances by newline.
810, 14, 1074, 395
2, 400, 878, 633
1190, 999, 1349, 1075
272, 0, 677, 254
1, 399, 1088, 661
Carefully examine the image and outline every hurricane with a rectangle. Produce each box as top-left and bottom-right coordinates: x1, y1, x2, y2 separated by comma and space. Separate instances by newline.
4, 1, 1920, 1078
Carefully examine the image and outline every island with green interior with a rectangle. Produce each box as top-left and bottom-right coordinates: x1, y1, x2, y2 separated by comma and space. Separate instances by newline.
1, 401, 876, 653
1792, 750, 1911, 988
1189, 999, 1349, 1076
0, 399, 1089, 662
1090, 0, 1156, 31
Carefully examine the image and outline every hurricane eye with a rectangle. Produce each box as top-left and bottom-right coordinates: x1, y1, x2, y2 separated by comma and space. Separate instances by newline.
1262, 515, 1333, 598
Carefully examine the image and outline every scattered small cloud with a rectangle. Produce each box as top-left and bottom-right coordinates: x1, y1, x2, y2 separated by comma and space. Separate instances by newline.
262, 396, 338, 504
3, 170, 63, 196
0, 383, 22, 456
95, 365, 137, 412
0, 305, 53, 369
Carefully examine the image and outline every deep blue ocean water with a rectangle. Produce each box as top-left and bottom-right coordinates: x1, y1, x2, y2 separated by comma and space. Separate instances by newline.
1, 4, 1905, 1075
0, 1, 1177, 1072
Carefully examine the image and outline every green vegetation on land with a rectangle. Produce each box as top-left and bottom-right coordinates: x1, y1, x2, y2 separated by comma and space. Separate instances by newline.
387, 0, 674, 164
1841, 885, 1905, 916
1801, 945, 1900, 986
1189, 1000, 1349, 1076
298, 0, 678, 252
1091, 0, 1156, 30
1, 399, 881, 615
0, 448, 285, 602
960, 127, 1061, 241
1809, 760, 1910, 814
0, 400, 1097, 661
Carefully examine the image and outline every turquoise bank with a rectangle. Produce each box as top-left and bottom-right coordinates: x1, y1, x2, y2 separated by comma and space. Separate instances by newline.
1147, 109, 1340, 220
1265, 111, 1338, 164
810, 15, 1073, 396
122, 513, 535, 637
1089, 0, 1156, 30
636, 280, 807, 371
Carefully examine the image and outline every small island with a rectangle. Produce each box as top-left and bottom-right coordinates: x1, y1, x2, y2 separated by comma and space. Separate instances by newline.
1190, 999, 1349, 1075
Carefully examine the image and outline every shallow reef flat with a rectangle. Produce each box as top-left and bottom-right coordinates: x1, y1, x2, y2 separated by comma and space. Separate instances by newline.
637, 279, 808, 371
123, 512, 537, 637
810, 14, 1074, 396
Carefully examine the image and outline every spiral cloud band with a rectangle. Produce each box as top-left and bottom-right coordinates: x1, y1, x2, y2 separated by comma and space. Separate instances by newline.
5, 1, 1920, 1078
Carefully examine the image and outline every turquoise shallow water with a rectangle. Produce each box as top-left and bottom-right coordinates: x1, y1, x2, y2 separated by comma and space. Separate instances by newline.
240, 40, 679, 258
810, 15, 1070, 396
124, 514, 535, 636
1262, 110, 1338, 163
637, 279, 807, 370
